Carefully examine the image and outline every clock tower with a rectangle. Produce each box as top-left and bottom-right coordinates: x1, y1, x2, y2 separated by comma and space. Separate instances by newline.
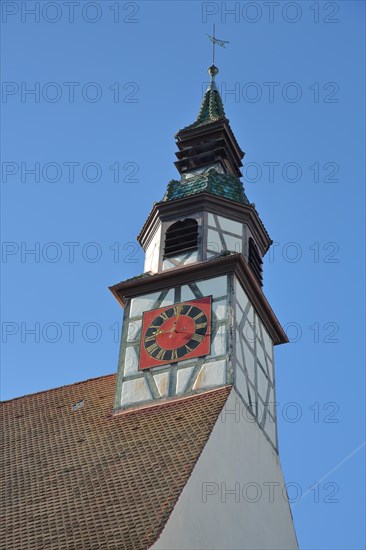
110, 62, 298, 549
110, 64, 287, 452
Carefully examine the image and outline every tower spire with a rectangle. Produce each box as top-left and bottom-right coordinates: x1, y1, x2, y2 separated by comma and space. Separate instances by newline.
181, 28, 229, 131
180, 64, 225, 131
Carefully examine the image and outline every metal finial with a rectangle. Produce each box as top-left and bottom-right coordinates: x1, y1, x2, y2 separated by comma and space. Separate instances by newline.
207, 64, 219, 91
205, 27, 229, 91
206, 24, 229, 66
208, 64, 219, 78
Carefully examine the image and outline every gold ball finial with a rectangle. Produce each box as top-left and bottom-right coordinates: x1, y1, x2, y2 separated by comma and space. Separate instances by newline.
208, 64, 219, 78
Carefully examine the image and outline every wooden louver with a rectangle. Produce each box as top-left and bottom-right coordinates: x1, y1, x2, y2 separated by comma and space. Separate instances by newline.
249, 238, 263, 286
164, 219, 198, 257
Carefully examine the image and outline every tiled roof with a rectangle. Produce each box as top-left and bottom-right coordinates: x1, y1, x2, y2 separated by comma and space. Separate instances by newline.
1, 375, 231, 550
179, 83, 226, 132
163, 168, 250, 204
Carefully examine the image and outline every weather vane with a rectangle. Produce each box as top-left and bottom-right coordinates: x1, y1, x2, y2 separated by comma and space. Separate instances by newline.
206, 24, 229, 65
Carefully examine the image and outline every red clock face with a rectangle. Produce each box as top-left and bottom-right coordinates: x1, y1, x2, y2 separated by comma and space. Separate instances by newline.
139, 296, 212, 370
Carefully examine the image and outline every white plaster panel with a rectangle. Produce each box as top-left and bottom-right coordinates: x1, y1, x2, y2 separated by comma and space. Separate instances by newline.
267, 387, 275, 412
193, 360, 226, 390
130, 292, 161, 318
257, 397, 265, 424
235, 366, 248, 403
207, 228, 222, 253
243, 344, 255, 384
144, 224, 161, 273
216, 215, 243, 236
195, 276, 227, 299
120, 377, 152, 406
160, 289, 175, 307
243, 318, 255, 346
162, 258, 176, 269
248, 382, 256, 408
264, 413, 277, 447
207, 213, 216, 226
153, 371, 170, 397
127, 319, 141, 342
130, 289, 175, 318
212, 299, 227, 320
180, 285, 197, 302
257, 342, 267, 372
257, 365, 268, 404
267, 359, 274, 384
235, 280, 249, 313
176, 366, 195, 394
124, 346, 139, 376
209, 326, 226, 358
162, 250, 198, 271
247, 304, 255, 325
261, 321, 274, 361
184, 251, 198, 264
235, 331, 244, 368
222, 233, 242, 254
152, 388, 298, 550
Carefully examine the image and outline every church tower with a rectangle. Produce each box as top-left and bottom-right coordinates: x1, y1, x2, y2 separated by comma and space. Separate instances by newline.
109, 64, 298, 549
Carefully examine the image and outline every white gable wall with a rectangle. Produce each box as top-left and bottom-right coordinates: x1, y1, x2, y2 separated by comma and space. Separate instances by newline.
151, 388, 298, 550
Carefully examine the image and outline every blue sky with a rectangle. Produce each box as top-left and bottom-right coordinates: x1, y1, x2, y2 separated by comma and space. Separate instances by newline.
1, 1, 365, 548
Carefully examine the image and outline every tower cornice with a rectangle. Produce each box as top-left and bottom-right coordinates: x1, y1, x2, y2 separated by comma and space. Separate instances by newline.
137, 193, 272, 257
109, 252, 287, 346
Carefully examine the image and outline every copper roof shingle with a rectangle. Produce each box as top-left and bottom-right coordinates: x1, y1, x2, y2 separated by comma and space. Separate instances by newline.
163, 168, 250, 204
1, 375, 230, 550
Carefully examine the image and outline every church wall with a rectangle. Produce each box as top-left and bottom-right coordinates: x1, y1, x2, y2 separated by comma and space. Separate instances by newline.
151, 388, 298, 550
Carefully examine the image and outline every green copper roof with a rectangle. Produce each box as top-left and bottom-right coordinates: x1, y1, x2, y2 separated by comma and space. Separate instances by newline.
179, 65, 227, 132
162, 169, 250, 205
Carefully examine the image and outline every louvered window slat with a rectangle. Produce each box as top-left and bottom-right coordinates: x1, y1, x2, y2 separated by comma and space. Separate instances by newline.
164, 219, 198, 258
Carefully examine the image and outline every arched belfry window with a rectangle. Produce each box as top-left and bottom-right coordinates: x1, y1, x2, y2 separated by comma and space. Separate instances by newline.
163, 219, 198, 258
249, 238, 263, 286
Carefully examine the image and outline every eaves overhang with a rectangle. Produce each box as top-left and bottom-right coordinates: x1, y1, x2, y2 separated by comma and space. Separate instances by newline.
109, 252, 288, 346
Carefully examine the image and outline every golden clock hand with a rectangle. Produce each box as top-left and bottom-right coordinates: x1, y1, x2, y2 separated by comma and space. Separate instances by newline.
153, 329, 166, 336
169, 305, 184, 337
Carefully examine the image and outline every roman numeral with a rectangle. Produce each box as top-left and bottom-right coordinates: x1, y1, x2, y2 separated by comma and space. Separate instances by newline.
160, 311, 169, 321
193, 311, 205, 321
185, 306, 193, 315
146, 342, 159, 355
191, 334, 204, 343
173, 305, 183, 316
170, 349, 178, 361
184, 344, 192, 354
144, 335, 156, 343
195, 322, 207, 329
155, 348, 166, 361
